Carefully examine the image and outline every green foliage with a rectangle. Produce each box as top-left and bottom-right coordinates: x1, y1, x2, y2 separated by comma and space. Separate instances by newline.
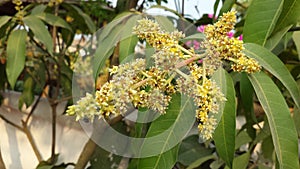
249, 72, 299, 169
243, 0, 283, 46
213, 69, 236, 168
6, 29, 27, 88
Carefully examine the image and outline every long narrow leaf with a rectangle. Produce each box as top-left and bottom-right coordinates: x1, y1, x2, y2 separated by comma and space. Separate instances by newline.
273, 0, 300, 33
23, 15, 53, 55
35, 13, 72, 30
244, 43, 300, 108
249, 72, 299, 169
6, 29, 27, 88
70, 4, 96, 33
137, 94, 196, 169
243, 0, 283, 46
213, 69, 236, 168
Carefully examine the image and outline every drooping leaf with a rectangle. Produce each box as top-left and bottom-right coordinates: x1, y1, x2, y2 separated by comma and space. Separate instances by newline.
0, 16, 11, 28
243, 0, 283, 46
35, 13, 72, 30
137, 94, 196, 169
244, 43, 300, 108
249, 72, 299, 169
6, 29, 27, 88
23, 15, 53, 55
273, 0, 300, 33
213, 69, 236, 168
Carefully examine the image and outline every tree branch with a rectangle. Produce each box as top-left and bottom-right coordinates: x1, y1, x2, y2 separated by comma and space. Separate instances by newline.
0, 148, 6, 169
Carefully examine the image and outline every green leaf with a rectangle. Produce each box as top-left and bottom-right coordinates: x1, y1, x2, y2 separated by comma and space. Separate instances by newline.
93, 15, 141, 78
213, 69, 236, 168
119, 35, 138, 63
99, 12, 134, 42
232, 152, 250, 169
235, 130, 253, 150
186, 155, 216, 169
35, 13, 72, 30
69, 4, 96, 33
0, 16, 11, 28
137, 94, 196, 169
18, 77, 34, 109
6, 29, 27, 88
93, 25, 121, 78
244, 43, 300, 108
218, 0, 235, 17
31, 4, 47, 15
243, 0, 283, 46
292, 31, 300, 60
154, 16, 175, 32
178, 135, 213, 166
265, 25, 292, 50
248, 72, 299, 169
23, 15, 53, 55
240, 73, 256, 139
273, 0, 300, 33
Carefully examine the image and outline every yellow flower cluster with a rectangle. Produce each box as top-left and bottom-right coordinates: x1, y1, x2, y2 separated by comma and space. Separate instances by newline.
204, 11, 261, 73
12, 0, 25, 22
67, 12, 262, 141
133, 19, 184, 71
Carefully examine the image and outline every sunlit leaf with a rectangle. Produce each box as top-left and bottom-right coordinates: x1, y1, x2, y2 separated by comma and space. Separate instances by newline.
265, 25, 292, 50
243, 0, 283, 46
6, 29, 27, 88
244, 43, 300, 108
213, 69, 236, 168
249, 72, 299, 169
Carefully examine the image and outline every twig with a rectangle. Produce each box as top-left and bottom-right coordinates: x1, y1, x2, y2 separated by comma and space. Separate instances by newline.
0, 114, 23, 131
50, 103, 58, 164
24, 92, 43, 124
21, 120, 43, 162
